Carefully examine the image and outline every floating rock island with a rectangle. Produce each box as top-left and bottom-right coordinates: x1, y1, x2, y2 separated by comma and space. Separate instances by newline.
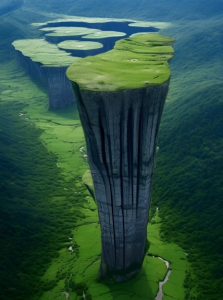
12, 16, 171, 110
67, 34, 174, 281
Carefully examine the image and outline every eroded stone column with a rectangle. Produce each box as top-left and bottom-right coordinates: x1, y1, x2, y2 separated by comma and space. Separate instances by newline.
75, 86, 168, 280
67, 33, 174, 280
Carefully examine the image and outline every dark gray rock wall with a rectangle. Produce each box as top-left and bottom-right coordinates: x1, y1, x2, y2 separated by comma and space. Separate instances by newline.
15, 51, 75, 110
74, 84, 169, 280
44, 67, 75, 110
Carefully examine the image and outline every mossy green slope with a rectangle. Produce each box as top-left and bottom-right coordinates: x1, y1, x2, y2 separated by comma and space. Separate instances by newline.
67, 34, 174, 92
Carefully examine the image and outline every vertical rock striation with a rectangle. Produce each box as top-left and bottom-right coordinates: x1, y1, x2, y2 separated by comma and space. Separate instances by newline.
76, 86, 168, 279
44, 67, 75, 109
67, 34, 174, 280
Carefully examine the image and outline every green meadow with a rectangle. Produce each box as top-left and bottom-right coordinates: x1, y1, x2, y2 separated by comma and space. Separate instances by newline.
67, 34, 174, 92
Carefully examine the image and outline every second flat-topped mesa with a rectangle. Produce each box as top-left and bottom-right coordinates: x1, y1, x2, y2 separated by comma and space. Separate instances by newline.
12, 39, 78, 110
67, 34, 174, 281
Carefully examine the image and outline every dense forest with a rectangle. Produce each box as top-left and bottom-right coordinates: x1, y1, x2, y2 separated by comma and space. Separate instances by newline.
0, 103, 84, 300
153, 83, 223, 299
151, 13, 223, 300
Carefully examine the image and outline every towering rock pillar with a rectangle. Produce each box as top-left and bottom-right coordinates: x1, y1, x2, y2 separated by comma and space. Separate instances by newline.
67, 34, 174, 280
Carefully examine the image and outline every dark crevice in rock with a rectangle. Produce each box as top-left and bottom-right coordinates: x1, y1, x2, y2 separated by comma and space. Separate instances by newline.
136, 101, 144, 212
119, 103, 126, 270
98, 106, 117, 267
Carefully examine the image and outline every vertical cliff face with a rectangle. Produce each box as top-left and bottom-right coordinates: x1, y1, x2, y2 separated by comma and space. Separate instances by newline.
44, 67, 75, 109
68, 33, 174, 280
15, 51, 75, 109
75, 86, 168, 279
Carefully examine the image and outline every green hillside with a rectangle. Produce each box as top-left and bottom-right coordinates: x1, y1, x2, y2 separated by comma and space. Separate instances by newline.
153, 82, 223, 299
151, 17, 223, 300
0, 103, 79, 299
25, 0, 223, 20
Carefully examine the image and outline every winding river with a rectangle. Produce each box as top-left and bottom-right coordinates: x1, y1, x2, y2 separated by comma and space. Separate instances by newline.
155, 256, 172, 300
